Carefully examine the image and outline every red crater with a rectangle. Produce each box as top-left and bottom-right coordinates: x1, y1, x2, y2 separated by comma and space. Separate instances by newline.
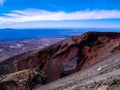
0, 32, 120, 84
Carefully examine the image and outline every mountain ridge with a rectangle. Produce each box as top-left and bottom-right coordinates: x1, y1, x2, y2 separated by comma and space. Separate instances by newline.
0, 31, 120, 90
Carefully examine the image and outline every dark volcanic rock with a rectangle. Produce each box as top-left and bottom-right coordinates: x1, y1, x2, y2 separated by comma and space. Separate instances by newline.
0, 32, 120, 89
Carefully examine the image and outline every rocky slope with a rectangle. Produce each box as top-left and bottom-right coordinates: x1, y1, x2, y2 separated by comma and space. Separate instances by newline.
0, 32, 120, 90
34, 53, 120, 90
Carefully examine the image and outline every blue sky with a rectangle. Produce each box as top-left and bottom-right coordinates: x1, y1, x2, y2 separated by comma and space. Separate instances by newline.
0, 0, 120, 28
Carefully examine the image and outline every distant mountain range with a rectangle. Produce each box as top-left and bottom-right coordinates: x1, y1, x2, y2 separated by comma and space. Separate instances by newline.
0, 28, 120, 41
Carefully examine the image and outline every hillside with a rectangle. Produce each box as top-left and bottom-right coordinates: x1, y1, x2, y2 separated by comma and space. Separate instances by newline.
34, 52, 120, 90
0, 32, 120, 90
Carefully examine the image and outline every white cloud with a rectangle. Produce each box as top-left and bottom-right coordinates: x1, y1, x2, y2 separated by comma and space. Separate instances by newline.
0, 9, 120, 24
0, 0, 5, 5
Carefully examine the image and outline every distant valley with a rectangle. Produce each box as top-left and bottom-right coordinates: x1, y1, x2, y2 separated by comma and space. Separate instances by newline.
0, 38, 63, 62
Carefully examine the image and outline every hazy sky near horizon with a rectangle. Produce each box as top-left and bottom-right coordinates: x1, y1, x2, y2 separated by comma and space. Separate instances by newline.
0, 0, 120, 28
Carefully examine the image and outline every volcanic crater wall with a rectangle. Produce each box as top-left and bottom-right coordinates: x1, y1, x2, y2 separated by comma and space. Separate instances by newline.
0, 32, 120, 89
